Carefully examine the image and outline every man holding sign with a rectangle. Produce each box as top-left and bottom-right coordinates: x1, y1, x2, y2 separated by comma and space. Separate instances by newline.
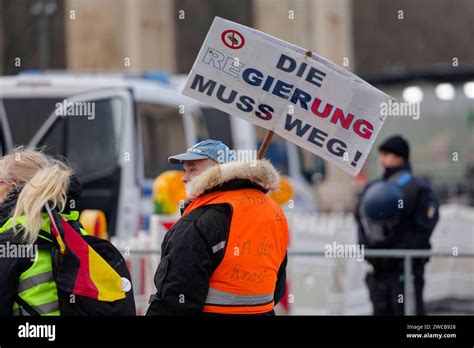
182, 17, 392, 176
147, 140, 288, 315
148, 17, 393, 316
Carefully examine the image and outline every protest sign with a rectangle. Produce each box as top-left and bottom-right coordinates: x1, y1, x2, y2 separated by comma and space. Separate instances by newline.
182, 17, 394, 176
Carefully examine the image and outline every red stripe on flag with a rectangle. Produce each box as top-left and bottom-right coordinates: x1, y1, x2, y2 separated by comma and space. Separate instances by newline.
60, 219, 99, 299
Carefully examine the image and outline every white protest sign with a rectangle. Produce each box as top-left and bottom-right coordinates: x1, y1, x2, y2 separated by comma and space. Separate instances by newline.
182, 17, 394, 176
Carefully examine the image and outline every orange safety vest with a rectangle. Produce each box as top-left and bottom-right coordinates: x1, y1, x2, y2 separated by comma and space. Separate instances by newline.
182, 188, 288, 314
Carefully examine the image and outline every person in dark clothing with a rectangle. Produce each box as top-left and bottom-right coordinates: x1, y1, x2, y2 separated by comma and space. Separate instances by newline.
0, 186, 33, 315
147, 140, 289, 315
355, 135, 439, 315
0, 148, 82, 315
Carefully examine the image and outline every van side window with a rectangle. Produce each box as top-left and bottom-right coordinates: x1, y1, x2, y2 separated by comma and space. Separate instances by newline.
200, 107, 233, 147
297, 146, 326, 184
136, 102, 187, 179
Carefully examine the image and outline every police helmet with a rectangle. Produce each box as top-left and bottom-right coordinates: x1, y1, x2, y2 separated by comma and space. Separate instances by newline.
361, 181, 405, 221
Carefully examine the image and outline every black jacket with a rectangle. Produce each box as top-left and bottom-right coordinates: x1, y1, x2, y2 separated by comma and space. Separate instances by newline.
0, 177, 82, 315
147, 162, 288, 316
355, 162, 439, 272
0, 187, 32, 315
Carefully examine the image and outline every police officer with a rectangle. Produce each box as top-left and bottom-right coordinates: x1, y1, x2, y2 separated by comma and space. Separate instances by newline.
355, 135, 439, 315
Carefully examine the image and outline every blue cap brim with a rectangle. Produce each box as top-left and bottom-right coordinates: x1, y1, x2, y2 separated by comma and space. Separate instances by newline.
168, 152, 210, 164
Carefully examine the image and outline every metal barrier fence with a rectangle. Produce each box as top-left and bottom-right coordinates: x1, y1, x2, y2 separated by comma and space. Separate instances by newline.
288, 249, 474, 315
125, 248, 474, 316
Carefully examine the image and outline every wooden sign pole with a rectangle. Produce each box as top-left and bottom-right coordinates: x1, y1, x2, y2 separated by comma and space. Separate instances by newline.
257, 129, 274, 160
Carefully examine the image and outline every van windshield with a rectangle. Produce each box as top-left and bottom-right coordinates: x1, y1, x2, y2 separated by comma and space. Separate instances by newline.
2, 96, 123, 181
2, 98, 62, 146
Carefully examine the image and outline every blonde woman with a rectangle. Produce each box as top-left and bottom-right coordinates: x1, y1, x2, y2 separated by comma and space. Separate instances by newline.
0, 147, 81, 316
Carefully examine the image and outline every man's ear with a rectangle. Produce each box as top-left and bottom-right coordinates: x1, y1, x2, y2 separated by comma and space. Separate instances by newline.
11, 182, 18, 188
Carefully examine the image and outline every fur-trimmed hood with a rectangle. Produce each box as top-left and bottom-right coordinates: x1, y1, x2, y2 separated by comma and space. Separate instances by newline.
186, 160, 280, 200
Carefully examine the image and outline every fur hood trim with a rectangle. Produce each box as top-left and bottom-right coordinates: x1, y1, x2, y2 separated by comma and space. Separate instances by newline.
186, 160, 280, 200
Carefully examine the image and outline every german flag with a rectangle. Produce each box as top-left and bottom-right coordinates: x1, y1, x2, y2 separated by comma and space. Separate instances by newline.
47, 206, 125, 302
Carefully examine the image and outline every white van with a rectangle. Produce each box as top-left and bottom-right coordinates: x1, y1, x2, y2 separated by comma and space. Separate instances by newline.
0, 71, 208, 239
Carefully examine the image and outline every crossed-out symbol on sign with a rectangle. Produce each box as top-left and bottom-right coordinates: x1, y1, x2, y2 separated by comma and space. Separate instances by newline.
221, 29, 245, 49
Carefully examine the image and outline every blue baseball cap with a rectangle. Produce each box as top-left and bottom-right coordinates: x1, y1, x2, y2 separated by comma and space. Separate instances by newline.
168, 139, 232, 164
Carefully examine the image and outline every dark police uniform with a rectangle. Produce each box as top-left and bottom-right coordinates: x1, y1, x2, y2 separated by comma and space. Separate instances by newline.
355, 162, 439, 315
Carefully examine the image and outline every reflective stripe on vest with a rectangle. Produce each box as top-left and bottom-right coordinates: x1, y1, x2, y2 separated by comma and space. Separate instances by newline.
13, 300, 59, 316
182, 189, 288, 314
13, 249, 60, 316
17, 271, 54, 293
206, 288, 274, 306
